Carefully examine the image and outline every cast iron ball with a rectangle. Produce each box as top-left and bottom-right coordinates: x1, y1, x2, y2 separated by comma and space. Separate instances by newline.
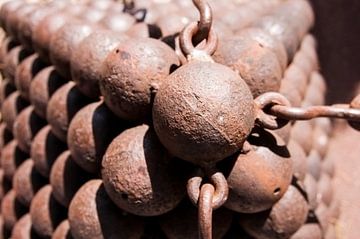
126, 22, 162, 39
239, 185, 309, 239
282, 64, 308, 98
69, 179, 144, 239
30, 185, 67, 238
287, 139, 307, 181
1, 91, 29, 131
67, 101, 122, 173
102, 125, 187, 216
0, 37, 18, 65
3, 46, 33, 84
0, 0, 22, 30
29, 66, 67, 118
317, 173, 333, 206
31, 125, 67, 178
290, 223, 322, 239
312, 126, 329, 158
1, 140, 28, 181
49, 21, 95, 78
1, 190, 28, 230
46, 81, 93, 142
0, 123, 13, 150
100, 37, 179, 121
13, 159, 47, 207
291, 121, 313, 155
5, 4, 36, 41
159, 200, 233, 239
53, 220, 73, 239
307, 150, 322, 181
0, 79, 16, 106
303, 173, 318, 210
224, 129, 293, 213
50, 150, 93, 207
14, 54, 48, 100
13, 106, 47, 153
80, 7, 106, 23
71, 30, 128, 98
271, 122, 292, 145
0, 169, 12, 202
153, 61, 255, 165
11, 214, 40, 239
99, 13, 135, 33
213, 35, 282, 97
315, 203, 330, 230
322, 157, 335, 178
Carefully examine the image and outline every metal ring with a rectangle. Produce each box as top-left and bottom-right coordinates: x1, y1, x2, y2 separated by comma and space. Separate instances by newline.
198, 184, 214, 239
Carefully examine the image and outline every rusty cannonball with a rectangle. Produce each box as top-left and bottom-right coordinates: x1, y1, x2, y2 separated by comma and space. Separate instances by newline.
1, 140, 28, 181
0, 123, 13, 150
100, 37, 179, 121
0, 79, 16, 106
315, 202, 330, 230
31, 125, 67, 178
290, 223, 322, 239
271, 122, 292, 144
322, 157, 335, 178
69, 179, 144, 239
279, 80, 303, 107
0, 169, 12, 201
224, 129, 293, 213
0, 0, 23, 30
287, 139, 307, 181
303, 173, 318, 210
317, 173, 333, 206
312, 126, 329, 158
13, 159, 47, 207
3, 46, 33, 84
29, 66, 67, 118
0, 37, 18, 65
30, 185, 67, 238
71, 30, 128, 98
100, 13, 135, 33
1, 190, 28, 230
14, 54, 48, 100
1, 91, 29, 131
126, 22, 163, 39
307, 150, 322, 181
53, 220, 73, 239
102, 125, 188, 216
291, 121, 313, 155
239, 185, 309, 239
213, 35, 282, 97
11, 214, 40, 239
32, 13, 69, 63
13, 106, 47, 153
5, 4, 36, 41
50, 150, 93, 207
49, 21, 95, 78
68, 101, 122, 173
47, 81, 93, 142
159, 200, 233, 239
153, 61, 255, 165
283, 64, 308, 98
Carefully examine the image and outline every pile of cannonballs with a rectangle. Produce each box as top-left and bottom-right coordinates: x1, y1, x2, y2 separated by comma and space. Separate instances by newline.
0, 0, 339, 238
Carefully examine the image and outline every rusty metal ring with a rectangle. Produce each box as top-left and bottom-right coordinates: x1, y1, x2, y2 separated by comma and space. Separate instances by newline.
180, 22, 218, 58
187, 171, 228, 209
198, 184, 214, 239
192, 0, 212, 39
254, 92, 292, 130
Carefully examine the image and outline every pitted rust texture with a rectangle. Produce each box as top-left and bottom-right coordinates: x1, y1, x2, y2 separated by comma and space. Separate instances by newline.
31, 125, 67, 178
0, 123, 13, 150
0, 78, 16, 106
13, 106, 47, 153
100, 37, 180, 121
13, 159, 47, 207
67, 101, 122, 174
1, 189, 28, 230
5, 4, 37, 41
69, 179, 144, 239
153, 61, 255, 165
0, 0, 23, 31
11, 214, 40, 239
30, 185, 67, 238
71, 30, 128, 98
0, 37, 18, 65
102, 125, 188, 216
1, 91, 29, 131
287, 139, 307, 181
46, 81, 93, 142
0, 140, 28, 181
99, 13, 136, 33
53, 220, 73, 239
29, 66, 67, 119
50, 150, 93, 207
3, 46, 33, 84
224, 129, 293, 213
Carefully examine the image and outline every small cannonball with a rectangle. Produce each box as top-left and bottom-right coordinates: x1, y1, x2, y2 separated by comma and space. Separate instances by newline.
49, 21, 95, 78
312, 126, 329, 158
46, 81, 93, 142
3, 46, 33, 84
0, 123, 13, 150
317, 173, 333, 206
126, 22, 162, 39
322, 157, 335, 178
67, 101, 122, 173
13, 159, 47, 207
11, 214, 40, 239
315, 203, 330, 230
271, 122, 291, 144
1, 91, 29, 131
239, 185, 309, 239
291, 121, 313, 155
0, 37, 18, 65
1, 190, 28, 230
71, 30, 128, 98
50, 151, 93, 207
31, 125, 67, 178
14, 54, 48, 100
307, 150, 322, 181
290, 223, 322, 239
5, 4, 36, 41
0, 0, 23, 30
13, 106, 47, 153
159, 200, 233, 239
213, 35, 282, 97
30, 185, 67, 238
29, 66, 67, 118
156, 14, 190, 37
279, 80, 303, 107
102, 125, 188, 216
283, 64, 308, 98
0, 78, 16, 106
100, 37, 179, 121
80, 7, 106, 24
288, 139, 307, 181
0, 169, 12, 201
100, 13, 135, 33
224, 129, 293, 213
153, 61, 255, 165
1, 140, 28, 181
69, 179, 144, 239
53, 220, 73, 239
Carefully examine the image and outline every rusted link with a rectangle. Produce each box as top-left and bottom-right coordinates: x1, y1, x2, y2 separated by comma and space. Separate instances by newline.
198, 184, 214, 239
254, 92, 291, 129
187, 171, 228, 209
192, 0, 212, 44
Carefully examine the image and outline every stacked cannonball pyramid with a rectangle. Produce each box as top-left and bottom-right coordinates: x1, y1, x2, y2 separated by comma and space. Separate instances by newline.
0, 0, 342, 238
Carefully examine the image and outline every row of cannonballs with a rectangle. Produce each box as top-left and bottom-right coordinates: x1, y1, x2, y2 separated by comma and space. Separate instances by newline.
0, 0, 339, 238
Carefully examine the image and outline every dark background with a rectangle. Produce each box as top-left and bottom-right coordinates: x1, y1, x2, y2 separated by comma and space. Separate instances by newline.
310, 0, 360, 104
